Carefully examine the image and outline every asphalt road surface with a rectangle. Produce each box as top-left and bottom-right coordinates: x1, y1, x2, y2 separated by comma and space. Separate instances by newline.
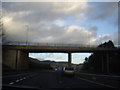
2, 70, 116, 89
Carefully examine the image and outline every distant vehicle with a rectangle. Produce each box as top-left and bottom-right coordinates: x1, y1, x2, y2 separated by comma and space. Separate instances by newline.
62, 67, 75, 77
57, 66, 63, 71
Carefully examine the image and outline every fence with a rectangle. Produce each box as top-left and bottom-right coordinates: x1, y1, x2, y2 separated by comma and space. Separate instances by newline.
2, 41, 98, 48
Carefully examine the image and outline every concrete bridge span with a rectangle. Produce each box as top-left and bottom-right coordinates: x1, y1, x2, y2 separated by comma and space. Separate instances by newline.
2, 45, 119, 70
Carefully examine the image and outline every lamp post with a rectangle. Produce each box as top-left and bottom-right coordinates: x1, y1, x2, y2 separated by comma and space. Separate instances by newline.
25, 25, 29, 45
89, 32, 91, 47
87, 31, 90, 47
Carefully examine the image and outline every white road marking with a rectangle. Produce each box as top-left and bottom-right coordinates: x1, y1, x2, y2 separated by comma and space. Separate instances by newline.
8, 77, 28, 85
9, 82, 14, 85
15, 80, 20, 82
19, 78, 23, 81
7, 74, 36, 85
23, 77, 26, 79
76, 76, 117, 88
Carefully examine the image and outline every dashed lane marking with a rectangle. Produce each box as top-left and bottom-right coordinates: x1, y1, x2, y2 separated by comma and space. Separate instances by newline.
8, 76, 28, 85
8, 74, 37, 85
19, 78, 23, 81
9, 82, 14, 85
23, 77, 26, 79
15, 80, 20, 82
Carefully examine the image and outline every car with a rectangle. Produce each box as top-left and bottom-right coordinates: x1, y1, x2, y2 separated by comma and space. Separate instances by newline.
62, 67, 75, 77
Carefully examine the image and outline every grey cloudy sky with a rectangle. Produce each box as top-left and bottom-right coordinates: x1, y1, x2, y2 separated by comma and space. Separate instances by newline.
2, 2, 118, 46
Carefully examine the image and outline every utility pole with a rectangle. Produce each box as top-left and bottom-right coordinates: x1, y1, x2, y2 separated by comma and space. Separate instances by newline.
87, 31, 90, 47
89, 32, 91, 47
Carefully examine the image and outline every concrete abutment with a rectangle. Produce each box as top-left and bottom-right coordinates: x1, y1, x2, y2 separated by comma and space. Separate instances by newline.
3, 49, 29, 70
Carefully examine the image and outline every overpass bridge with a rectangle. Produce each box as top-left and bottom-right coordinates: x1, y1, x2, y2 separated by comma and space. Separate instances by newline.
2, 43, 119, 70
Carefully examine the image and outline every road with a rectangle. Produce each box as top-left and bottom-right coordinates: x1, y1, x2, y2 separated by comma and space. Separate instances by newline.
2, 70, 116, 89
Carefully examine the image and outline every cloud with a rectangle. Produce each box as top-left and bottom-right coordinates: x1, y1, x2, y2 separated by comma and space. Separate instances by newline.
98, 34, 111, 40
112, 31, 119, 46
89, 26, 98, 31
96, 34, 112, 44
3, 16, 98, 45
3, 2, 89, 23
2, 2, 89, 42
2, 2, 117, 46
53, 19, 65, 27
55, 56, 65, 60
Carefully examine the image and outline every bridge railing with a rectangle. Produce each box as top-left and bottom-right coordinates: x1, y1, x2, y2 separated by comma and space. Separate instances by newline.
2, 41, 98, 48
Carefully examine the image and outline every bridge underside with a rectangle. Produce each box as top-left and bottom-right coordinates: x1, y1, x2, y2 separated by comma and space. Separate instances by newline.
2, 45, 119, 70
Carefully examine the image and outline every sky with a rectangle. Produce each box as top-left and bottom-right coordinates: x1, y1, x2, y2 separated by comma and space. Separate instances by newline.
29, 53, 92, 64
2, 2, 119, 64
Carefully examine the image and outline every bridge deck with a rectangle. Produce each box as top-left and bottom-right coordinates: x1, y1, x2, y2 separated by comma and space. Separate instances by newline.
2, 45, 118, 53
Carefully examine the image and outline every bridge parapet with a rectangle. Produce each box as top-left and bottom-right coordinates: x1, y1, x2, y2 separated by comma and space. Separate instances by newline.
2, 44, 118, 53
2, 41, 97, 48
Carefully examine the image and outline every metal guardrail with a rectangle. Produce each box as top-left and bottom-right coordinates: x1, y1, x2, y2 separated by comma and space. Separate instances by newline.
2, 41, 120, 49
2, 41, 98, 48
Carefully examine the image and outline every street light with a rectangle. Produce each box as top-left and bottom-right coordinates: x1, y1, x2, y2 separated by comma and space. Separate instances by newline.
25, 25, 29, 45
87, 31, 90, 47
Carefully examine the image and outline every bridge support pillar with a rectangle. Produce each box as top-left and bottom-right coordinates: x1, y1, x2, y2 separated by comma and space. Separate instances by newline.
17, 50, 29, 70
3, 49, 29, 70
68, 52, 71, 67
3, 50, 18, 69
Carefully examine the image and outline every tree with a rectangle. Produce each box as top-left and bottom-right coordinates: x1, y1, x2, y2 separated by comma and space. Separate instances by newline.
85, 57, 88, 61
82, 40, 120, 74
